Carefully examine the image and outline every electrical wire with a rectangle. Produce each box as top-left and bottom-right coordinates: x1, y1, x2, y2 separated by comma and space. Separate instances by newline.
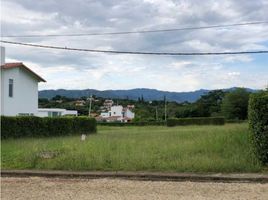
1, 21, 268, 38
1, 40, 268, 56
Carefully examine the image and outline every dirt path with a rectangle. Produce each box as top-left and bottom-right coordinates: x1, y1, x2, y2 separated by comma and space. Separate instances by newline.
1, 177, 268, 200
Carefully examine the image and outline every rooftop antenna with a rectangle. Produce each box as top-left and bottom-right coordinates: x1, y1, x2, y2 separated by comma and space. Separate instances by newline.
164, 96, 167, 121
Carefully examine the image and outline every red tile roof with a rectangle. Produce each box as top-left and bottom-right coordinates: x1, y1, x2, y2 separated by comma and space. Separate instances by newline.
1, 62, 46, 82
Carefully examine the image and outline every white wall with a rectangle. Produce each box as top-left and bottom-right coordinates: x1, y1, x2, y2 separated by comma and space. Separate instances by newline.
125, 109, 135, 119
0, 68, 5, 115
36, 110, 49, 117
63, 110, 78, 116
1, 47, 5, 115
110, 105, 123, 116
0, 47, 5, 65
36, 108, 78, 117
101, 112, 110, 117
1, 67, 38, 116
1, 67, 20, 116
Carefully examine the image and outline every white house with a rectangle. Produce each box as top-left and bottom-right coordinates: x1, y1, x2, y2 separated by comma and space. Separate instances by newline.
1, 61, 46, 116
0, 47, 77, 117
103, 99, 114, 109
99, 105, 135, 122
37, 108, 77, 117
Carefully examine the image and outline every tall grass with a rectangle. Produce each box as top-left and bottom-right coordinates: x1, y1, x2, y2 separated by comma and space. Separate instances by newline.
1, 123, 263, 172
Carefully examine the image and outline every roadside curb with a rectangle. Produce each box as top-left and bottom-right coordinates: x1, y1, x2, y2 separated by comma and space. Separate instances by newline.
1, 170, 268, 183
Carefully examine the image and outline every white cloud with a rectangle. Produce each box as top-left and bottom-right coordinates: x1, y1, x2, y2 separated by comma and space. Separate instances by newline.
1, 0, 268, 91
227, 71, 240, 76
169, 61, 192, 70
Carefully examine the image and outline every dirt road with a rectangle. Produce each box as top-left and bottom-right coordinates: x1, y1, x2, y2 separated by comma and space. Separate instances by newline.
1, 177, 268, 200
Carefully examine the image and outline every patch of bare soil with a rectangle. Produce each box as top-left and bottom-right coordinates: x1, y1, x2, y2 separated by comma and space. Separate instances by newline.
1, 177, 268, 200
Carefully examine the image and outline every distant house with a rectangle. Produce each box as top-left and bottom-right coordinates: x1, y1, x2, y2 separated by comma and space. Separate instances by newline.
127, 104, 135, 110
89, 112, 98, 117
98, 105, 135, 122
103, 99, 114, 109
75, 100, 86, 106
55, 100, 63, 103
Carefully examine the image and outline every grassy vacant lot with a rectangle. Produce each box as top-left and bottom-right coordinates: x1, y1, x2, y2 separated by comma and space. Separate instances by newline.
1, 123, 264, 173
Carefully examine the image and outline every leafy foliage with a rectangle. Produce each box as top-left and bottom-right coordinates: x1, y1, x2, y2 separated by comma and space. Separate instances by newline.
1, 116, 97, 139
248, 91, 268, 164
196, 90, 225, 117
97, 121, 166, 126
221, 88, 250, 120
39, 88, 254, 121
167, 117, 225, 127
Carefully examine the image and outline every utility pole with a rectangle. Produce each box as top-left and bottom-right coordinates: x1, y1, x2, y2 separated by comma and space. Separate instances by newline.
155, 106, 158, 121
88, 95, 92, 117
164, 96, 167, 121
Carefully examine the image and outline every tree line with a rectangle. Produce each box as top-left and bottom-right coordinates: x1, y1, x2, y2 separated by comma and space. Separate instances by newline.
39, 88, 253, 121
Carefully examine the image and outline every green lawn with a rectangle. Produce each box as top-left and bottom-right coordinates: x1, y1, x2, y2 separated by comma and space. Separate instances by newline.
1, 123, 264, 173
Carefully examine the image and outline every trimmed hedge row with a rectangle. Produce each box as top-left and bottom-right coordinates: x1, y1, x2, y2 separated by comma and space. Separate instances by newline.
1, 116, 97, 139
226, 119, 247, 124
248, 91, 268, 164
97, 121, 166, 126
167, 117, 225, 127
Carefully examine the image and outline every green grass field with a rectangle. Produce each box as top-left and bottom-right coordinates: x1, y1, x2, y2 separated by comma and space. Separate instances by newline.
1, 123, 264, 173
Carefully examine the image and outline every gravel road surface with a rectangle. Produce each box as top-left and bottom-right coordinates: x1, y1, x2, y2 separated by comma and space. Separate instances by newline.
1, 177, 268, 200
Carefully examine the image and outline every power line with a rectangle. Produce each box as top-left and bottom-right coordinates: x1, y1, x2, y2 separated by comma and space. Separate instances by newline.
1, 21, 268, 38
1, 40, 268, 56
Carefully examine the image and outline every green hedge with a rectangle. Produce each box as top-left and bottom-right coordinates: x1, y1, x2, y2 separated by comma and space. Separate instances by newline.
97, 121, 166, 126
226, 119, 247, 124
1, 116, 97, 139
167, 117, 225, 127
248, 91, 268, 164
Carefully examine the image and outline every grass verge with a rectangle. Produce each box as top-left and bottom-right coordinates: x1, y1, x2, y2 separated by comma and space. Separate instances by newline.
1, 123, 264, 173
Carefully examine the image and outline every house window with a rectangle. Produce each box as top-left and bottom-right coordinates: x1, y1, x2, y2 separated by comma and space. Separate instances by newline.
8, 79, 13, 97
48, 111, 61, 117
52, 112, 61, 117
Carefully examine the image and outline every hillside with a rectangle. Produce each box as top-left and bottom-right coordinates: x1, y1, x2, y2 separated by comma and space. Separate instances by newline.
38, 87, 256, 103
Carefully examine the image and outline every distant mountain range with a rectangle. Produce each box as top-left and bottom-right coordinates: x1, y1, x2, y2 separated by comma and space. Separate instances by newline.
39, 87, 257, 103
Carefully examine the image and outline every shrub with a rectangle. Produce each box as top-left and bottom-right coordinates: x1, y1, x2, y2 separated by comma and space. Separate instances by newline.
44, 117, 74, 137
73, 117, 97, 133
97, 121, 166, 126
1, 116, 97, 139
226, 119, 247, 124
167, 117, 225, 127
248, 91, 268, 164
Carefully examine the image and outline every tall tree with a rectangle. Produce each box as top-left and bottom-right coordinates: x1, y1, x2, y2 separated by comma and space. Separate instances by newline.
196, 90, 225, 117
141, 95, 144, 102
221, 88, 250, 120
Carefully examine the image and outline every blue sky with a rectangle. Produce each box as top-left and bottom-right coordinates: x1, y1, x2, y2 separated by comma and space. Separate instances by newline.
1, 0, 268, 91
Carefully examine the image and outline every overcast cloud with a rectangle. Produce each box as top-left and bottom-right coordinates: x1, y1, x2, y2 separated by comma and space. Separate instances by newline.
1, 0, 268, 91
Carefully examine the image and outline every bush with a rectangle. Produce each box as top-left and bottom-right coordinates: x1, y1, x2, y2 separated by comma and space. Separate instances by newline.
73, 117, 97, 133
226, 119, 247, 124
97, 121, 166, 126
1, 116, 97, 139
167, 117, 225, 127
248, 91, 268, 164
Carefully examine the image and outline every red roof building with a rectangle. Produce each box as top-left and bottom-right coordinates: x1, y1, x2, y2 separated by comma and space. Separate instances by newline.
1, 62, 46, 82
